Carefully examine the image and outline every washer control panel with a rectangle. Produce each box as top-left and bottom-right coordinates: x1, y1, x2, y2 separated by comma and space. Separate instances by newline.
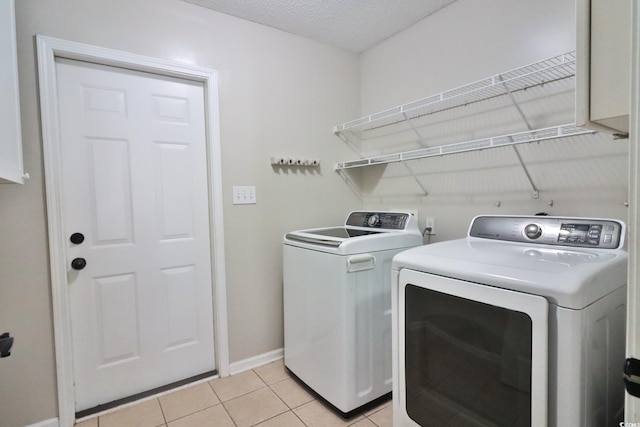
524, 223, 543, 239
469, 215, 625, 249
345, 211, 411, 230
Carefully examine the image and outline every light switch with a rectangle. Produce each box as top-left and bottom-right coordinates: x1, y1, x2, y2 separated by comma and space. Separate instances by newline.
232, 186, 256, 205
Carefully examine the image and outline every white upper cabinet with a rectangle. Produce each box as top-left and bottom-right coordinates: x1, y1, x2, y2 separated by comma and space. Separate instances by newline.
0, 0, 25, 184
576, 0, 631, 137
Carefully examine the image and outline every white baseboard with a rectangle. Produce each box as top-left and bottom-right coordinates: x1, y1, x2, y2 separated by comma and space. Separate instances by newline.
26, 418, 59, 427
229, 348, 283, 375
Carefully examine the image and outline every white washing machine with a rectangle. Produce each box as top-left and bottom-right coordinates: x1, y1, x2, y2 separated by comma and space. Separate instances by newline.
283, 211, 423, 416
392, 215, 628, 427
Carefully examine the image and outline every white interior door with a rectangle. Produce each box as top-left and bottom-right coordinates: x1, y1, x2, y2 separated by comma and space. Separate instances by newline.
55, 57, 215, 411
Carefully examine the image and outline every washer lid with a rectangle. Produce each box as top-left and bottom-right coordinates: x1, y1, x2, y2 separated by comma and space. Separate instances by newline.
283, 211, 422, 254
285, 226, 422, 254
297, 227, 382, 239
392, 238, 628, 309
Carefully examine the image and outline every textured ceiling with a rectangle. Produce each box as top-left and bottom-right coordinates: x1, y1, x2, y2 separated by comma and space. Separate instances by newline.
182, 0, 458, 53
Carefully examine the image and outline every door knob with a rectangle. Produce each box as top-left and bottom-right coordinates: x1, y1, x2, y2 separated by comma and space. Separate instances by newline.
70, 233, 85, 244
71, 258, 87, 271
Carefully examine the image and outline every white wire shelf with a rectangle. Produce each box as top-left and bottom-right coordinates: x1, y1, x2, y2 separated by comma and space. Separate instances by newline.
333, 124, 595, 170
334, 51, 576, 136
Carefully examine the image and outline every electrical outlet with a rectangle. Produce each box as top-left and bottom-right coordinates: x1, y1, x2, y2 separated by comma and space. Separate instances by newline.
424, 217, 435, 235
232, 186, 256, 205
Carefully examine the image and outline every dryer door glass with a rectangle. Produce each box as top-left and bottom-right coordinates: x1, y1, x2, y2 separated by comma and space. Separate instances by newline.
405, 284, 533, 427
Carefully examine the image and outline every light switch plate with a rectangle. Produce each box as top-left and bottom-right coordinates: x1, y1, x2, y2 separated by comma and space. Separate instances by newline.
232, 186, 256, 205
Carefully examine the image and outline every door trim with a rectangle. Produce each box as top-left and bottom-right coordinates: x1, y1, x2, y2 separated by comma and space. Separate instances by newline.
626, 0, 640, 419
36, 35, 230, 427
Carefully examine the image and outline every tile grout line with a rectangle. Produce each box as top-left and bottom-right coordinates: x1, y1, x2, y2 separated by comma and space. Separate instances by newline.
248, 366, 291, 426
216, 368, 275, 426
156, 397, 167, 426
206, 377, 240, 427
249, 363, 315, 426
262, 371, 315, 427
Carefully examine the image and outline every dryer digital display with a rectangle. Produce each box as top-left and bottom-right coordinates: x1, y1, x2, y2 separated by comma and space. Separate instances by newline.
558, 223, 599, 245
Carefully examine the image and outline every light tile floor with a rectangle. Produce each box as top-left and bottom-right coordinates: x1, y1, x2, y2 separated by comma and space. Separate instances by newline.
74, 360, 392, 427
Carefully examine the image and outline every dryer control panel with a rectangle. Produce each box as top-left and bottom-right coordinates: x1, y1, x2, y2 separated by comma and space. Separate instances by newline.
469, 215, 625, 249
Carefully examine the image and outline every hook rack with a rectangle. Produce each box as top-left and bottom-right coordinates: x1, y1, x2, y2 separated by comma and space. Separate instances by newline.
270, 156, 320, 167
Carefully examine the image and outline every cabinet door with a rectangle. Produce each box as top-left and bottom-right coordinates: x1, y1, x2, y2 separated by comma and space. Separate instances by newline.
576, 0, 631, 136
0, 0, 24, 184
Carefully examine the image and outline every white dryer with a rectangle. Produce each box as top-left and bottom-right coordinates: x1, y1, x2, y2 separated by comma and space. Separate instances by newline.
283, 211, 423, 416
392, 215, 628, 427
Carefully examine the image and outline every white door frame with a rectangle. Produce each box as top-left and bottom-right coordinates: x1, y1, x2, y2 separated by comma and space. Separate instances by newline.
626, 0, 640, 420
36, 35, 230, 427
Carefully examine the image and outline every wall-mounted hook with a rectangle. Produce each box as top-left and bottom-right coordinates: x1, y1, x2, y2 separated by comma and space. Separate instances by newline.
495, 201, 501, 208
548, 200, 554, 207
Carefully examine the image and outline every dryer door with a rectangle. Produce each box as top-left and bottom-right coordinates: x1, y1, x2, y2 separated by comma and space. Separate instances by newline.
394, 269, 548, 427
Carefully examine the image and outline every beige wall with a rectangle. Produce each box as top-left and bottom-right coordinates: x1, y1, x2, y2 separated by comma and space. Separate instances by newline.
0, 1, 360, 425
2, 0, 631, 425
358, 0, 629, 240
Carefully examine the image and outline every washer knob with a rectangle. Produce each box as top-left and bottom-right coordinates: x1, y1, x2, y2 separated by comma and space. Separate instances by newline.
367, 214, 379, 227
524, 223, 542, 239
